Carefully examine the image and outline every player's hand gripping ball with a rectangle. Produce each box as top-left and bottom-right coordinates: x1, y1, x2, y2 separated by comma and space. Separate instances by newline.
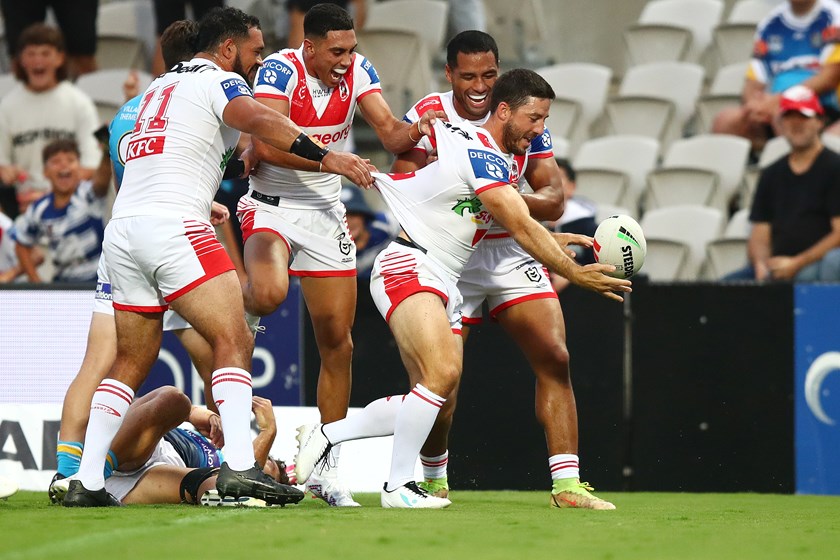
593, 215, 646, 279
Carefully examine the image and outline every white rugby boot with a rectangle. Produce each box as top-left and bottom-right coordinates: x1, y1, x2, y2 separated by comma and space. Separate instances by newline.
381, 481, 452, 509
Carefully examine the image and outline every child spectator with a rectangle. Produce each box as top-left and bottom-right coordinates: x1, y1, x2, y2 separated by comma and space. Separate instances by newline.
12, 138, 110, 283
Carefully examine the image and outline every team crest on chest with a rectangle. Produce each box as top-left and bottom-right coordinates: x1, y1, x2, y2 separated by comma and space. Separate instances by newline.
338, 79, 349, 101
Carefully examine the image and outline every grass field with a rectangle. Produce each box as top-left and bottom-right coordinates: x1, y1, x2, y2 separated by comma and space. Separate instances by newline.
1, 491, 839, 560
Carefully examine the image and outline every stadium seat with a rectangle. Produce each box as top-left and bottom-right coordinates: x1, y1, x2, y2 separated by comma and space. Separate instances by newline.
484, 0, 548, 66
704, 208, 751, 279
363, 0, 449, 60
354, 29, 434, 118
757, 135, 790, 168
595, 204, 635, 223
645, 134, 751, 212
573, 135, 660, 214
536, 63, 613, 156
0, 73, 16, 99
712, 0, 774, 66
697, 62, 748, 133
624, 0, 724, 64
606, 62, 705, 150
640, 205, 725, 280
97, 1, 155, 71
76, 69, 153, 125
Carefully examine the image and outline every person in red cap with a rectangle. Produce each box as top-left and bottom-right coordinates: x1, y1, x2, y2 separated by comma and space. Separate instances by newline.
725, 85, 840, 281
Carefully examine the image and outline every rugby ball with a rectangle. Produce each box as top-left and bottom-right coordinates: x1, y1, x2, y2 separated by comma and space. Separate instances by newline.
593, 215, 646, 279
0, 475, 18, 499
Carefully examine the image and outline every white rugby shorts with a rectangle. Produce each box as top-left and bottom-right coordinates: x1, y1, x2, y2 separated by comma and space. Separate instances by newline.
237, 191, 356, 277
93, 254, 191, 331
369, 240, 463, 333
103, 216, 235, 312
104, 438, 185, 502
458, 235, 557, 324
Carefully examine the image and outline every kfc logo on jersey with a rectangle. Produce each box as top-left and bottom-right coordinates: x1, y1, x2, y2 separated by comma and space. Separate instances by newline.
220, 77, 253, 101
126, 135, 165, 161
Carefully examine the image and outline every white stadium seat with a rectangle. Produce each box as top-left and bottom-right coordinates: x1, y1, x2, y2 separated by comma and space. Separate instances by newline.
97, 1, 155, 70
573, 135, 660, 214
697, 62, 748, 132
364, 0, 449, 60
704, 208, 752, 279
640, 205, 725, 280
645, 134, 751, 212
606, 62, 705, 150
537, 63, 612, 156
624, 0, 724, 64
76, 69, 153, 125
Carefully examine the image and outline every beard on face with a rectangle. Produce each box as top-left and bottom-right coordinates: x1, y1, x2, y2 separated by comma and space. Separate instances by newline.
232, 53, 255, 87
502, 120, 530, 155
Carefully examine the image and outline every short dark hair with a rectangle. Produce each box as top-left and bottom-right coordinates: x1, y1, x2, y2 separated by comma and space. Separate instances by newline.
446, 30, 499, 68
555, 158, 576, 182
43, 139, 80, 164
489, 68, 555, 113
303, 3, 354, 38
194, 7, 260, 54
161, 20, 199, 68
14, 23, 68, 83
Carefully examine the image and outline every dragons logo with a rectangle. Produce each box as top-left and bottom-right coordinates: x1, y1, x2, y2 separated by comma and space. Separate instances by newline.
452, 197, 483, 216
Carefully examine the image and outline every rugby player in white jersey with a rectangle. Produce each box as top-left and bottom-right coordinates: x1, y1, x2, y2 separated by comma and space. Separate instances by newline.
49, 21, 229, 504
238, 3, 439, 507
64, 7, 373, 507
294, 69, 631, 509
393, 31, 617, 509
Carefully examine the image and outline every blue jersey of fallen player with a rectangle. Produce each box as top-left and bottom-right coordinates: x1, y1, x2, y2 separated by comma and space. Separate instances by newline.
108, 94, 141, 186
163, 428, 224, 469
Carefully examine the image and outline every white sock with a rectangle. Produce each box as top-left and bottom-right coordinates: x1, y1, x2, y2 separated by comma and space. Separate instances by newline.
77, 379, 134, 490
386, 384, 445, 491
549, 453, 580, 482
211, 367, 256, 471
323, 395, 403, 443
420, 451, 448, 480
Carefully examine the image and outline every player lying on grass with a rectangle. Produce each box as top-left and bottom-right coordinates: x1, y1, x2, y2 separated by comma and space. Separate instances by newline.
52, 386, 297, 506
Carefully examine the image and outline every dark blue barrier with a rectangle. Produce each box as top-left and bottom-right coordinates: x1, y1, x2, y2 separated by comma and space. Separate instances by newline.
795, 284, 840, 495
140, 281, 303, 406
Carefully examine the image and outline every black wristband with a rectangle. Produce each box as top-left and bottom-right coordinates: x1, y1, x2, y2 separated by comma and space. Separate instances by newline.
290, 133, 330, 162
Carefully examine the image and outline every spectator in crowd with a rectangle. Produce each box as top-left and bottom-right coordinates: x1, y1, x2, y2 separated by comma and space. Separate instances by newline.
0, 204, 25, 282
151, 0, 225, 74
725, 86, 840, 282
713, 0, 840, 153
0, 0, 98, 78
286, 0, 367, 48
0, 24, 100, 219
550, 158, 598, 292
12, 138, 110, 283
340, 184, 398, 279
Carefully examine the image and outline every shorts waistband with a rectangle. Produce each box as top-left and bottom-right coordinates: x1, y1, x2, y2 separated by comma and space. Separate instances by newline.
251, 190, 280, 206
394, 236, 427, 254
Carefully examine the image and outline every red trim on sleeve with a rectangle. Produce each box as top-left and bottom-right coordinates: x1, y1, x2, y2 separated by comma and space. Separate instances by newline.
357, 88, 381, 101
527, 151, 554, 159
474, 181, 509, 194
254, 92, 289, 101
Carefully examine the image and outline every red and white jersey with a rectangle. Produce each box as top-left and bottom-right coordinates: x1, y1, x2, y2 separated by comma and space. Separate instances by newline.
373, 119, 513, 276
112, 59, 250, 221
404, 90, 555, 237
250, 47, 382, 209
